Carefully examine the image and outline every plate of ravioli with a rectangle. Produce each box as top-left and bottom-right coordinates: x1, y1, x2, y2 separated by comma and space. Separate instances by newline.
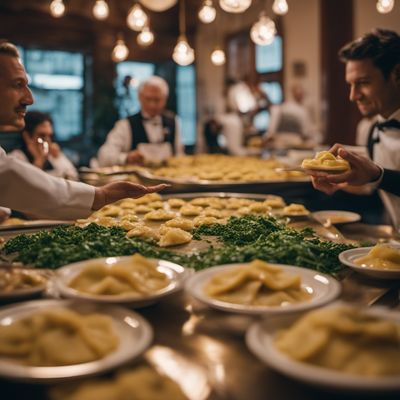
339, 243, 400, 279
301, 151, 350, 173
0, 299, 152, 382
185, 260, 340, 315
55, 254, 192, 307
246, 304, 400, 391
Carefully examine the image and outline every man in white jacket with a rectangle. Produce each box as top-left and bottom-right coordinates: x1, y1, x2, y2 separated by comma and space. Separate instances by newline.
0, 41, 166, 222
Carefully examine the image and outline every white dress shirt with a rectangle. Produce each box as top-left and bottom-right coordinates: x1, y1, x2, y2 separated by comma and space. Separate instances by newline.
9, 149, 79, 181
0, 146, 94, 220
372, 108, 400, 230
97, 114, 184, 167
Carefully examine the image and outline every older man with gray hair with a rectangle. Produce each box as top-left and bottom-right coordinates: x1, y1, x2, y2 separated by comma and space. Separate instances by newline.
98, 76, 184, 166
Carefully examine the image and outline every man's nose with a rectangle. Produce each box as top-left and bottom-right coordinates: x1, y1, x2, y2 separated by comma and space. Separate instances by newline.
349, 85, 361, 102
22, 87, 34, 106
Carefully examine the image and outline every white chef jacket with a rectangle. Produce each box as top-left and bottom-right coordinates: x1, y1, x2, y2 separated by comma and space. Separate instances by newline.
9, 149, 79, 181
372, 108, 400, 231
97, 114, 184, 167
0, 146, 94, 220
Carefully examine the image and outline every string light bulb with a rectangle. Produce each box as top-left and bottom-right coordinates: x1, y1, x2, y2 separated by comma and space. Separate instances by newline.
376, 0, 395, 13
112, 36, 129, 62
173, 36, 195, 65
272, 0, 288, 15
198, 0, 216, 23
93, 0, 109, 20
50, 0, 65, 18
211, 48, 226, 66
219, 0, 252, 13
250, 14, 276, 45
127, 4, 148, 31
137, 26, 155, 46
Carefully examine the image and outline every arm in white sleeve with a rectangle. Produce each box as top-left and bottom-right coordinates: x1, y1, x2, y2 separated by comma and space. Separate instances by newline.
174, 116, 185, 156
220, 114, 248, 156
264, 105, 281, 138
97, 119, 132, 167
0, 148, 95, 220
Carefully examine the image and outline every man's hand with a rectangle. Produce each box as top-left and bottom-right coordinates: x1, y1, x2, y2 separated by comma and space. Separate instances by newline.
306, 144, 382, 195
0, 209, 10, 224
126, 150, 144, 166
92, 182, 169, 210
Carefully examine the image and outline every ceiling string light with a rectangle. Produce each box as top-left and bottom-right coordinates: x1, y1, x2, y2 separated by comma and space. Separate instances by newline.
173, 0, 195, 66
127, 3, 148, 31
112, 34, 129, 62
250, 11, 276, 46
272, 0, 288, 15
219, 0, 252, 13
210, 11, 225, 66
376, 0, 395, 13
139, 0, 177, 12
137, 25, 155, 46
49, 0, 66, 18
198, 0, 217, 24
93, 0, 110, 20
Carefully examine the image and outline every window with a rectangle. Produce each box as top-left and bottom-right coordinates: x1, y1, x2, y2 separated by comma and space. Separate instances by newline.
18, 47, 85, 141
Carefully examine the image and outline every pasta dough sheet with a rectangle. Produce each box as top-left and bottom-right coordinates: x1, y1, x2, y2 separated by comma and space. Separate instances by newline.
203, 260, 311, 306
50, 366, 187, 400
354, 244, 400, 270
275, 306, 400, 377
68, 254, 169, 296
0, 308, 118, 366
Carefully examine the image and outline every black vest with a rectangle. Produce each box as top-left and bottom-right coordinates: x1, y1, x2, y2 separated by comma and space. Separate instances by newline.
127, 112, 176, 153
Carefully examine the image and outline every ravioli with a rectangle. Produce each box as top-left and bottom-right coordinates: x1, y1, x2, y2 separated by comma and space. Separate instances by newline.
275, 306, 400, 377
301, 151, 350, 172
164, 217, 194, 231
159, 228, 192, 247
282, 203, 309, 216
354, 244, 400, 270
144, 210, 176, 221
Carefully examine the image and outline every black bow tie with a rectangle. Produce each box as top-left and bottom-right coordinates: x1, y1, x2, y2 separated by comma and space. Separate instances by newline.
376, 119, 400, 131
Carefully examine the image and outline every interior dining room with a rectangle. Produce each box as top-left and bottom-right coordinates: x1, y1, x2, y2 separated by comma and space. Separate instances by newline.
1, 1, 400, 399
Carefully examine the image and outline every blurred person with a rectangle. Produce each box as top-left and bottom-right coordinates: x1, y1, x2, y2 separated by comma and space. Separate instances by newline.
263, 83, 320, 148
0, 41, 166, 221
9, 111, 79, 180
308, 29, 400, 227
98, 76, 184, 167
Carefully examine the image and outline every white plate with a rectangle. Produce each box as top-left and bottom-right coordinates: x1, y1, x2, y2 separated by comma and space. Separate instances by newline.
246, 305, 400, 391
312, 210, 361, 225
185, 263, 340, 315
0, 299, 153, 383
55, 256, 192, 307
339, 245, 400, 279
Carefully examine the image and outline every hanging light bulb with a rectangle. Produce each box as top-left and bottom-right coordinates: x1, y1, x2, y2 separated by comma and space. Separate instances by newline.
376, 0, 395, 13
219, 0, 252, 13
127, 4, 148, 31
173, 35, 195, 66
137, 26, 155, 46
250, 14, 276, 45
211, 48, 226, 66
198, 0, 216, 23
112, 36, 129, 62
93, 0, 109, 20
272, 0, 288, 15
50, 0, 65, 18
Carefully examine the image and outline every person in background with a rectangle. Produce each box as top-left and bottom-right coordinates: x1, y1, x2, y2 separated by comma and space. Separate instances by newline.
309, 29, 400, 227
9, 111, 79, 180
0, 41, 166, 223
97, 76, 184, 167
263, 83, 320, 149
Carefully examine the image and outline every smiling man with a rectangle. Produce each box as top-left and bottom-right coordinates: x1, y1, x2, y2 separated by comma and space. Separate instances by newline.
0, 41, 167, 221
308, 29, 400, 227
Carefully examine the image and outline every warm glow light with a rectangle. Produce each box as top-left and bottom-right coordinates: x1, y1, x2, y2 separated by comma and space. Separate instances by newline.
93, 0, 109, 20
137, 26, 155, 46
50, 0, 65, 18
127, 4, 148, 31
376, 0, 395, 13
173, 35, 195, 66
250, 15, 276, 45
139, 0, 177, 11
211, 49, 226, 66
198, 0, 216, 23
272, 0, 289, 15
112, 38, 129, 62
219, 0, 252, 13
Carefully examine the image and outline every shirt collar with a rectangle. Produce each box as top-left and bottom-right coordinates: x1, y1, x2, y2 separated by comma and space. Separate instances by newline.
378, 107, 400, 122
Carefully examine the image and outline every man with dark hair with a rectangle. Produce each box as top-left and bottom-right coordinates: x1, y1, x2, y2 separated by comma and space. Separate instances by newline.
0, 41, 166, 222
310, 29, 400, 227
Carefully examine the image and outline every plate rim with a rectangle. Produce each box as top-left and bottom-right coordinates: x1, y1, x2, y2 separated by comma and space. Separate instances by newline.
311, 210, 361, 224
245, 304, 400, 390
0, 299, 153, 382
185, 262, 341, 315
